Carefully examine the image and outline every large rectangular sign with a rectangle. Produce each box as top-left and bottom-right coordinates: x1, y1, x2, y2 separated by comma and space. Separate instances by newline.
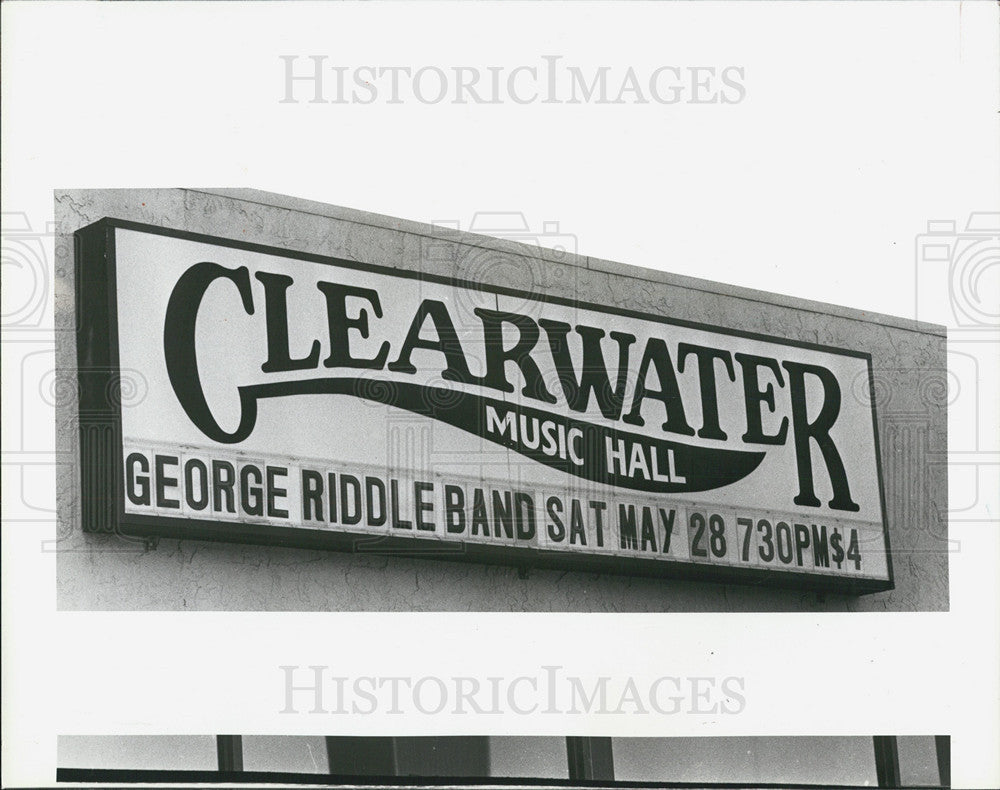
75, 219, 892, 593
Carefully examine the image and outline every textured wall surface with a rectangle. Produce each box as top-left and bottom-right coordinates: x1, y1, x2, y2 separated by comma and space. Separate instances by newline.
54, 188, 948, 611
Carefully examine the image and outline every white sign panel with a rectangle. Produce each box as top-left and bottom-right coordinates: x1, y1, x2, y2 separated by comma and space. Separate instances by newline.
76, 220, 892, 592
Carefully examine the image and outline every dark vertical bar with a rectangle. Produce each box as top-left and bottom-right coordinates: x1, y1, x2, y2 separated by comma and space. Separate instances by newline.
873, 735, 901, 789
566, 736, 614, 781
326, 736, 398, 776
393, 736, 489, 776
216, 735, 243, 772
934, 735, 950, 788
75, 223, 119, 534
566, 736, 587, 780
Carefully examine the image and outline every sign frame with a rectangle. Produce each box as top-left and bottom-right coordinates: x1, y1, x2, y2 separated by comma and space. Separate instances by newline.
74, 217, 894, 595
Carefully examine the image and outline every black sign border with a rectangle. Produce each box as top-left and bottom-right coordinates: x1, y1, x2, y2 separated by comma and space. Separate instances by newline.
74, 217, 894, 596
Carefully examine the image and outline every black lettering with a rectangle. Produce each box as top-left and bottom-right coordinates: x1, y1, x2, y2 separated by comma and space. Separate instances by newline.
212, 460, 236, 513
735, 353, 789, 445
340, 474, 362, 525
471, 488, 490, 536
415, 481, 434, 531
514, 492, 535, 540
474, 308, 556, 403
708, 513, 726, 558
164, 263, 257, 443
266, 466, 289, 518
622, 338, 695, 436
240, 464, 263, 517
690, 511, 708, 557
619, 504, 638, 550
184, 458, 209, 511
677, 344, 736, 440
590, 500, 607, 547
738, 516, 753, 561
782, 361, 860, 511
445, 485, 465, 534
362, 476, 386, 527
390, 479, 412, 530
388, 299, 483, 385
811, 524, 830, 568
793, 523, 810, 566
316, 282, 390, 369
538, 320, 635, 419
757, 519, 775, 562
125, 452, 150, 506
569, 500, 587, 545
775, 521, 794, 564
659, 508, 676, 553
302, 469, 324, 522
327, 472, 338, 523
492, 490, 514, 539
547, 496, 566, 542
255, 271, 321, 373
155, 455, 181, 509
846, 528, 862, 570
640, 507, 657, 552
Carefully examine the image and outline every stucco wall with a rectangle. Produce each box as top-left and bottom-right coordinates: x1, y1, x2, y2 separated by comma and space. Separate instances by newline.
54, 188, 948, 611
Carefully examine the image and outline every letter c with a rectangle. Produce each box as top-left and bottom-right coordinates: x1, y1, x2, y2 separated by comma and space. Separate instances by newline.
164, 262, 258, 443
567, 428, 585, 466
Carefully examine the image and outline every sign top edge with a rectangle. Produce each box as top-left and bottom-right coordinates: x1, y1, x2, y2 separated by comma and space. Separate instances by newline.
55, 187, 947, 339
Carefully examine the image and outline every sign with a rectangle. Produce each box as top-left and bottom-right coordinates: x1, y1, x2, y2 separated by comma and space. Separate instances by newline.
75, 219, 892, 593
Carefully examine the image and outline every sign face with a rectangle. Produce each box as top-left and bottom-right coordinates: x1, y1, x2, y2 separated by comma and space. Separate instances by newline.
76, 219, 892, 593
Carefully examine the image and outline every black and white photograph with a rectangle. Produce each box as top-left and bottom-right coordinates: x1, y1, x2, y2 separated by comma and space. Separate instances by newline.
58, 187, 940, 611
57, 734, 950, 787
2, 2, 997, 789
